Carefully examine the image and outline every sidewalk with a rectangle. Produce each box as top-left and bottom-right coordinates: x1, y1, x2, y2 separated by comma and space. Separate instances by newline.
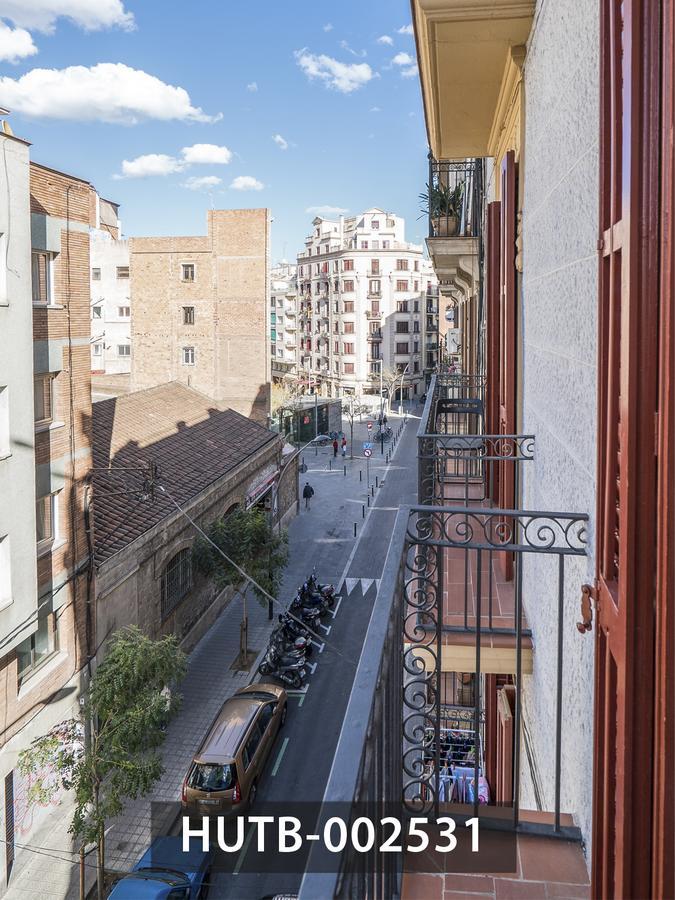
4, 410, 417, 899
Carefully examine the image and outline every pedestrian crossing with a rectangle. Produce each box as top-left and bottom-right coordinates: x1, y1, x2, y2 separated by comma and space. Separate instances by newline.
342, 577, 380, 596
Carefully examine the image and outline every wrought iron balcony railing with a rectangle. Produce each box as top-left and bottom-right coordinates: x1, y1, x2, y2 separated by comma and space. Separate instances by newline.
426, 157, 484, 240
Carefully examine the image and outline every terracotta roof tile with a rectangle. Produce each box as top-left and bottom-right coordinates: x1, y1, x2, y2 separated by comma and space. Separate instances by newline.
92, 383, 276, 564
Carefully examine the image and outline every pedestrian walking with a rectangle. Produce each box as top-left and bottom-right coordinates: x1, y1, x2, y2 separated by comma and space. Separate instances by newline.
302, 481, 315, 510
341, 436, 347, 458
383, 414, 388, 426
332, 438, 338, 458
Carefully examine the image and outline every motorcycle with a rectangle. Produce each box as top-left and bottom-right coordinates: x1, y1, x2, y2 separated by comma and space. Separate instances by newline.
258, 645, 306, 688
268, 625, 312, 658
292, 588, 330, 616
278, 612, 311, 641
307, 571, 340, 604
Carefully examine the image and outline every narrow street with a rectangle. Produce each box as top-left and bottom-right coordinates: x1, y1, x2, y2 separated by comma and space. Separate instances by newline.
208, 412, 419, 898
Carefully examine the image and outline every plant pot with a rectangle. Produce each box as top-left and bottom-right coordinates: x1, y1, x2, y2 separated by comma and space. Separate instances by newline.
432, 215, 459, 237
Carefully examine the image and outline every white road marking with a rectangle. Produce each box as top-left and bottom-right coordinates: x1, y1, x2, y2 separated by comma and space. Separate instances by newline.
233, 821, 257, 875
271, 737, 289, 776
306, 661, 318, 675
327, 595, 343, 618
319, 622, 332, 635
310, 638, 325, 653
345, 577, 359, 595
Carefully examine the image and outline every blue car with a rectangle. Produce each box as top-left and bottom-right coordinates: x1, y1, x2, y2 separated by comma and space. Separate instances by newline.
108, 836, 213, 899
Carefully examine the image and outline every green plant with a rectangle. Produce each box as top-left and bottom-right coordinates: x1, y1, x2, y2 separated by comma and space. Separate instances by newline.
18, 627, 187, 900
419, 181, 464, 219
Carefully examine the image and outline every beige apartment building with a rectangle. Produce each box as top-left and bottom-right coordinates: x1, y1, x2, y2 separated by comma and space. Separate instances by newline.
130, 209, 271, 424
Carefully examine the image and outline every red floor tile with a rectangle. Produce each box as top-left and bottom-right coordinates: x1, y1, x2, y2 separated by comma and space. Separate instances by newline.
402, 871, 446, 899
494, 877, 548, 899
517, 836, 590, 885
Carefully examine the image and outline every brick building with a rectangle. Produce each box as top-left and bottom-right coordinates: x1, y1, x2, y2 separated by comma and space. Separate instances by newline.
130, 209, 271, 425
92, 383, 296, 655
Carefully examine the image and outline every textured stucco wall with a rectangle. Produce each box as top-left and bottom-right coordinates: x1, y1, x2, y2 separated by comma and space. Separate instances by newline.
519, 0, 599, 856
90, 233, 131, 374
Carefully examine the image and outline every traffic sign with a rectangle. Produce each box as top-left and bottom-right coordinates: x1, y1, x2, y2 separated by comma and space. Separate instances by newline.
364, 448, 372, 458
367, 421, 373, 431
363, 442, 373, 451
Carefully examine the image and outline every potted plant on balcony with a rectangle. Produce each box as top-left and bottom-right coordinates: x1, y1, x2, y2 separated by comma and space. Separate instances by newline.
419, 182, 464, 237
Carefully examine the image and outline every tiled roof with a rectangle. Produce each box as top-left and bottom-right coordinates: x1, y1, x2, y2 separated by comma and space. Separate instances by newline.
92, 383, 276, 564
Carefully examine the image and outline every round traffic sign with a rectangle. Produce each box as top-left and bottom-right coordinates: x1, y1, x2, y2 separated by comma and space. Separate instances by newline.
367, 421, 373, 430
364, 448, 372, 458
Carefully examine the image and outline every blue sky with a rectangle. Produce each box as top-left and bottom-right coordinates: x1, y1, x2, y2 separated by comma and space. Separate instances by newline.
0, 1, 430, 262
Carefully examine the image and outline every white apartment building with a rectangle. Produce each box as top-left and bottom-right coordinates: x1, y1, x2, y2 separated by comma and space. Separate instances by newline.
270, 262, 298, 382
296, 209, 437, 399
90, 225, 129, 375
0, 124, 38, 660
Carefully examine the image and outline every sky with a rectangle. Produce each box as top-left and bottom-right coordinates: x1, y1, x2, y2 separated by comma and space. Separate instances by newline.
0, 0, 430, 263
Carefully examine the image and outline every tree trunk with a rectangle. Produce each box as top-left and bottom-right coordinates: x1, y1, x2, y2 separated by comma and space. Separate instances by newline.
350, 420, 354, 459
96, 829, 104, 900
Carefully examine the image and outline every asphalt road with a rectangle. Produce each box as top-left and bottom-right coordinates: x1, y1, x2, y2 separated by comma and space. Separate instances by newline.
208, 416, 419, 899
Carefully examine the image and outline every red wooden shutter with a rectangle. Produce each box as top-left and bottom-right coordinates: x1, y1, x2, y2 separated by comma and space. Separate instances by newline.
486, 201, 501, 502
498, 151, 517, 514
592, 0, 661, 897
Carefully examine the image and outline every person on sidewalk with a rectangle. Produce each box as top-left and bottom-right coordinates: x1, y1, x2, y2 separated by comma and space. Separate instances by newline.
332, 438, 338, 458
302, 481, 315, 509
341, 436, 347, 458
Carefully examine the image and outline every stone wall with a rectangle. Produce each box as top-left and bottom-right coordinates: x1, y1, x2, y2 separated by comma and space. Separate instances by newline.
519, 0, 599, 854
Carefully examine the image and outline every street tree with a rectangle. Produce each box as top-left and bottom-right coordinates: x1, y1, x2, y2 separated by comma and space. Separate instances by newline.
192, 507, 289, 665
271, 378, 304, 437
17, 627, 187, 900
343, 395, 368, 459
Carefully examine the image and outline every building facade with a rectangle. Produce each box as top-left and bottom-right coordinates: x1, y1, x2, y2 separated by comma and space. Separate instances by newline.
270, 262, 298, 383
296, 210, 437, 400
90, 230, 130, 376
130, 209, 271, 424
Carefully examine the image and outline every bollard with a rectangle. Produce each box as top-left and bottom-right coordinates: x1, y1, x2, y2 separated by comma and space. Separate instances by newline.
329, 458, 332, 471
359, 470, 362, 482
315, 445, 318, 456
371, 485, 374, 497
343, 465, 347, 477
353, 522, 357, 537
362, 504, 365, 518
376, 475, 379, 488
367, 495, 370, 507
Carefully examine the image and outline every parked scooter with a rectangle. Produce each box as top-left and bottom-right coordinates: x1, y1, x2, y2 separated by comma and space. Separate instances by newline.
292, 588, 330, 616
278, 612, 311, 642
269, 625, 312, 658
258, 644, 306, 688
307, 571, 340, 604
294, 603, 322, 629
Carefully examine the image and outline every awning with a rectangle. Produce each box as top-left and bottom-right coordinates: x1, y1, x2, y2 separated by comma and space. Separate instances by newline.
245, 466, 279, 509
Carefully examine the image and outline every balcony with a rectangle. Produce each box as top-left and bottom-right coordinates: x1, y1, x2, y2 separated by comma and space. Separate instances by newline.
366, 309, 382, 320
367, 329, 383, 342
425, 158, 483, 304
298, 372, 590, 900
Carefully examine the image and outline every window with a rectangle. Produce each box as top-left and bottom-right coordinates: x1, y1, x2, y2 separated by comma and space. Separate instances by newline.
396, 280, 408, 292
344, 363, 355, 375
344, 321, 355, 334
334, 341, 339, 354
183, 306, 195, 325
372, 241, 379, 250
92, 306, 102, 319
343, 280, 354, 292
343, 259, 354, 271
370, 260, 380, 275
160, 548, 192, 618
414, 299, 419, 312
382, 240, 390, 249
118, 345, 130, 357
243, 723, 263, 768
344, 301, 354, 313
116, 266, 129, 279
397, 301, 409, 313
414, 260, 419, 272
16, 614, 58, 681
371, 301, 380, 314
92, 343, 103, 357
414, 282, 419, 293
181, 263, 195, 282
369, 280, 381, 296
118, 306, 130, 318
34, 375, 54, 426
396, 342, 410, 354
31, 252, 52, 304
371, 220, 379, 230
387, 218, 395, 228
396, 259, 409, 271
91, 268, 101, 281
395, 322, 409, 334
343, 343, 354, 355
182, 347, 195, 365
36, 493, 59, 550
414, 340, 419, 353
414, 361, 420, 374
413, 321, 420, 333
360, 241, 368, 249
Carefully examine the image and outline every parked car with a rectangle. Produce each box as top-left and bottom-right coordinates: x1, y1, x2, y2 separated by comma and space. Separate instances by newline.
181, 683, 287, 819
108, 836, 213, 899
309, 433, 331, 446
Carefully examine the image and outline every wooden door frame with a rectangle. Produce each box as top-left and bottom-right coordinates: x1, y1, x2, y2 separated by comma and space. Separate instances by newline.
486, 201, 502, 506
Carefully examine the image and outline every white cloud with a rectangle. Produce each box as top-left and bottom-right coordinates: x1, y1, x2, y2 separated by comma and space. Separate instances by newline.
401, 64, 419, 78
294, 48, 374, 94
272, 133, 289, 151
0, 20, 37, 62
339, 40, 367, 58
230, 175, 264, 191
305, 205, 348, 216
0, 63, 221, 124
0, 0, 135, 32
246, 81, 258, 92
182, 175, 222, 191
322, 23, 333, 31
398, 24, 414, 35
118, 154, 185, 178
377, 35, 393, 45
392, 52, 414, 66
181, 143, 232, 164
370, 106, 381, 113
